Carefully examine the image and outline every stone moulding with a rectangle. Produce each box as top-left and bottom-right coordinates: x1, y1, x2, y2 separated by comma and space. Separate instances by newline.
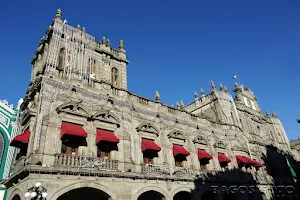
167, 130, 186, 141
136, 122, 160, 136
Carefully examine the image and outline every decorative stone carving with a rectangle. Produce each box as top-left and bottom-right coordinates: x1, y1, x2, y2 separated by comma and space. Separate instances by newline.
57, 102, 90, 118
231, 144, 248, 153
214, 140, 227, 149
136, 123, 160, 136
167, 130, 186, 141
92, 110, 120, 127
193, 135, 208, 145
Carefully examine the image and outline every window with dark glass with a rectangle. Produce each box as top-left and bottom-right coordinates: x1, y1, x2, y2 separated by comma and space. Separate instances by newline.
143, 150, 156, 164
88, 58, 96, 78
200, 159, 209, 170
96, 129, 119, 160
173, 144, 190, 167
61, 138, 79, 156
58, 48, 65, 69
97, 142, 116, 159
111, 68, 119, 87
141, 139, 161, 165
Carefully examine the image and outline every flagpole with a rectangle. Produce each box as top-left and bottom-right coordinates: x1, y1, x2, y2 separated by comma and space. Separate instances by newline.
235, 72, 240, 85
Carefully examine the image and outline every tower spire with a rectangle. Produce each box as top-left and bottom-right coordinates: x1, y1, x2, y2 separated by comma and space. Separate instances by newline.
200, 88, 205, 97
194, 91, 198, 101
55, 8, 62, 21
155, 90, 160, 102
210, 80, 216, 91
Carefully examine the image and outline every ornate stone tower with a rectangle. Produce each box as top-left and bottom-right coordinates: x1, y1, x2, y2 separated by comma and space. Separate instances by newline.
233, 82, 261, 113
30, 9, 129, 92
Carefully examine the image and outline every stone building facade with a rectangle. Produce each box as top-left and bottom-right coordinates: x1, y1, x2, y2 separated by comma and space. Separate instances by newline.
290, 138, 300, 157
3, 9, 294, 200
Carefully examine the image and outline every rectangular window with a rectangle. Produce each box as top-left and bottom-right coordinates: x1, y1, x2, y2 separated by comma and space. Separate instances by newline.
63, 146, 78, 156
144, 157, 154, 164
16, 144, 28, 160
200, 164, 207, 170
175, 161, 183, 167
220, 162, 229, 170
98, 151, 111, 159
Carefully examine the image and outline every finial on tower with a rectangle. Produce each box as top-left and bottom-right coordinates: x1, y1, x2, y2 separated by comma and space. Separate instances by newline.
224, 85, 228, 93
194, 91, 198, 101
102, 36, 106, 43
176, 101, 179, 108
180, 100, 184, 108
119, 40, 124, 50
76, 24, 81, 30
200, 88, 205, 97
265, 109, 269, 116
82, 27, 86, 33
234, 81, 239, 87
171, 104, 174, 108
220, 82, 223, 91
155, 90, 160, 102
55, 8, 62, 21
272, 112, 278, 118
210, 80, 216, 90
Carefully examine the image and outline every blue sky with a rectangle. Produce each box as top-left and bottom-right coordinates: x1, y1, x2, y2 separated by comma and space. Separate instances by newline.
0, 0, 299, 139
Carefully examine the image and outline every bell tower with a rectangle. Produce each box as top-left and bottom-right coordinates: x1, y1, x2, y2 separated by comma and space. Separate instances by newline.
30, 8, 129, 91
233, 82, 261, 113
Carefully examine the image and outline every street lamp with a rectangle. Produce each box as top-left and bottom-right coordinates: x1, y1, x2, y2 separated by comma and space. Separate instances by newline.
24, 182, 47, 200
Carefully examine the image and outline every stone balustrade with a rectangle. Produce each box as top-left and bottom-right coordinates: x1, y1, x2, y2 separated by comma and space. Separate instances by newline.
54, 154, 118, 171
12, 155, 34, 175
141, 164, 218, 177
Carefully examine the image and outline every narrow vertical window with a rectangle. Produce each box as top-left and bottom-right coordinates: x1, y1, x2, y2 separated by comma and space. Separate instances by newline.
88, 59, 96, 79
111, 68, 119, 87
58, 48, 65, 69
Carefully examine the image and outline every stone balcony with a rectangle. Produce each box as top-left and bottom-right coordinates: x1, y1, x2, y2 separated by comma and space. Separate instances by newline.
54, 154, 119, 171
9, 155, 273, 186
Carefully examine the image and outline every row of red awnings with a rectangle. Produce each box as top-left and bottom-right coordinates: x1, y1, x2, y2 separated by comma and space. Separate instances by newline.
10, 122, 263, 167
236, 155, 264, 167
10, 122, 120, 148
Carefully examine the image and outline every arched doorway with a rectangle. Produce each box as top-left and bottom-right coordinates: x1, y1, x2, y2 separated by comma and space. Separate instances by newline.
137, 190, 165, 200
11, 195, 21, 200
57, 187, 111, 200
174, 191, 192, 200
201, 191, 217, 200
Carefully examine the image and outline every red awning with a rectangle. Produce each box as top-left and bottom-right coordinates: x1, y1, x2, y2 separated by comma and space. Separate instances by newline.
198, 149, 213, 160
61, 122, 88, 138
173, 144, 190, 156
236, 155, 253, 165
96, 129, 119, 144
218, 153, 231, 163
252, 159, 264, 167
142, 139, 161, 152
10, 130, 30, 148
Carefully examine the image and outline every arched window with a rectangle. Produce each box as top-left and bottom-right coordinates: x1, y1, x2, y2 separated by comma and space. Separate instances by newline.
58, 48, 65, 69
0, 133, 5, 169
111, 68, 119, 87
